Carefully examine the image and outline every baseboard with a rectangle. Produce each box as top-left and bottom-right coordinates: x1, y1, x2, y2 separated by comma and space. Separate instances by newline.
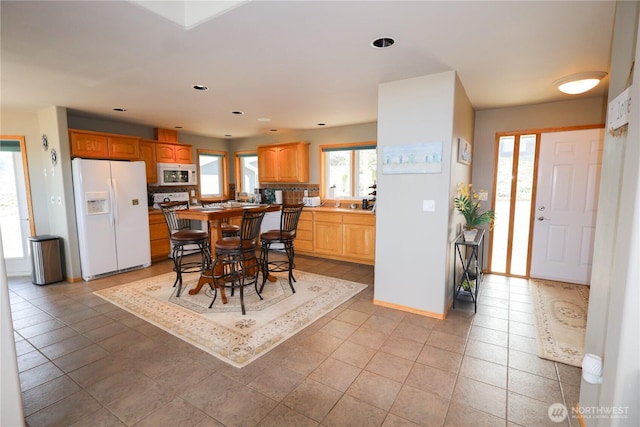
373, 299, 446, 319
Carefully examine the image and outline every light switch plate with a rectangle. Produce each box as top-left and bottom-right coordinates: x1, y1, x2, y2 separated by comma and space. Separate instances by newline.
423, 200, 435, 212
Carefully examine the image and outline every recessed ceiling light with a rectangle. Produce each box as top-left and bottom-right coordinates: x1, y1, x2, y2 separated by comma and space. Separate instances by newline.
317, 123, 326, 126
269, 129, 278, 132
193, 84, 208, 91
553, 71, 607, 95
224, 134, 232, 137
257, 117, 272, 122
174, 126, 183, 129
232, 111, 244, 115
112, 107, 127, 112
372, 37, 395, 48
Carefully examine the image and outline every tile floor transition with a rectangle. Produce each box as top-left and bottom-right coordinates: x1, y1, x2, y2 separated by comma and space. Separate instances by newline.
9, 254, 582, 427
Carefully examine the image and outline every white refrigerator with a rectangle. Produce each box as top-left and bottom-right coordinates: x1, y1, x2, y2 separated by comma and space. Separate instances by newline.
72, 158, 151, 280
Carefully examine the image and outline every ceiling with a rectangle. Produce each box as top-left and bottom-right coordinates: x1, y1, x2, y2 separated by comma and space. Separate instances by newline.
1, 1, 616, 140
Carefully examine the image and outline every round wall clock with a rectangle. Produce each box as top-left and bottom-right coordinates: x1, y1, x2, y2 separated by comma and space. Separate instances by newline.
50, 148, 58, 166
42, 134, 48, 151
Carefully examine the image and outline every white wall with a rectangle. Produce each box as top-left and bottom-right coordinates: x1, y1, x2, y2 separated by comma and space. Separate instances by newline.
580, 2, 640, 425
0, 230, 25, 426
375, 71, 469, 316
0, 111, 50, 235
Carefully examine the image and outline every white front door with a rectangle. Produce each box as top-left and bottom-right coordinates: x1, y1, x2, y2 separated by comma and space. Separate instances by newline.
1, 139, 32, 276
530, 128, 604, 284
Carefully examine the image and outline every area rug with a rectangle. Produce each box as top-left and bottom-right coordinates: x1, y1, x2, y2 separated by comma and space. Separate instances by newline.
94, 271, 367, 368
529, 279, 590, 367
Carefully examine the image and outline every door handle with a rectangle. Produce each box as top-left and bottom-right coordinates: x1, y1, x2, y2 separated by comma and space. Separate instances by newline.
537, 216, 551, 221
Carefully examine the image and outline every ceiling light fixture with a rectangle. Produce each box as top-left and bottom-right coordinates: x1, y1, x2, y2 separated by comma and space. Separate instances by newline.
232, 111, 244, 115
193, 84, 208, 91
112, 107, 126, 112
554, 71, 607, 95
372, 37, 395, 48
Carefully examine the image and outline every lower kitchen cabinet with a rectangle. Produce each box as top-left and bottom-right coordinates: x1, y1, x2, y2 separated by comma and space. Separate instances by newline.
343, 214, 376, 262
313, 213, 343, 256
295, 211, 313, 252
149, 210, 170, 262
309, 210, 375, 265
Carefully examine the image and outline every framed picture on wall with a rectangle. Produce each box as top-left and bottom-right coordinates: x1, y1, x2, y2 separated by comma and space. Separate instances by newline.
458, 138, 472, 165
382, 141, 443, 174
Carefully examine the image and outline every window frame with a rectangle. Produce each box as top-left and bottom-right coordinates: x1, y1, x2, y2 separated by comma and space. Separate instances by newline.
196, 149, 229, 201
320, 141, 377, 200
234, 150, 258, 194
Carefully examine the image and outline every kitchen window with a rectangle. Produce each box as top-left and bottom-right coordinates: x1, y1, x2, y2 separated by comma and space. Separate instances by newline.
321, 142, 377, 199
234, 151, 259, 194
197, 149, 228, 200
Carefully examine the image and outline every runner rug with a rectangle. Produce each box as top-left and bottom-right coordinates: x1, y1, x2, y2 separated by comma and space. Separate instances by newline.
94, 271, 367, 368
529, 279, 590, 367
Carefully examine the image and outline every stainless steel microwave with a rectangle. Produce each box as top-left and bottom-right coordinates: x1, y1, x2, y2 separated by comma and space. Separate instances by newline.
156, 163, 198, 186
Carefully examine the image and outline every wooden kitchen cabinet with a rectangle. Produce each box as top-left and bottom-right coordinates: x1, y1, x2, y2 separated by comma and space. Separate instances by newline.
156, 142, 193, 164
343, 214, 376, 262
139, 140, 157, 184
154, 128, 178, 142
295, 211, 313, 252
257, 142, 309, 183
69, 129, 140, 160
311, 210, 375, 264
148, 210, 170, 262
313, 212, 343, 256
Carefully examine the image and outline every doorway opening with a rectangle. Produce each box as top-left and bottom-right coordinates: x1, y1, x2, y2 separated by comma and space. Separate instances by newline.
1, 136, 35, 275
489, 133, 538, 276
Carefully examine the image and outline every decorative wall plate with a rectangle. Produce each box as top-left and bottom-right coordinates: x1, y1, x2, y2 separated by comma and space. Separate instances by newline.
42, 134, 48, 151
50, 148, 58, 166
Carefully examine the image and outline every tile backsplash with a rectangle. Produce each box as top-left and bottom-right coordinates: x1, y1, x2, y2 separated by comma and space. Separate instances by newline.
261, 183, 319, 204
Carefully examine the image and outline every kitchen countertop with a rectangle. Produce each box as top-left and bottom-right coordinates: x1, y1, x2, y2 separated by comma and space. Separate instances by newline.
304, 205, 375, 214
149, 204, 374, 215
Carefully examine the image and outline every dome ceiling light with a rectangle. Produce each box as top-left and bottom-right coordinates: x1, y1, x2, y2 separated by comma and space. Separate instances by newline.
554, 71, 607, 95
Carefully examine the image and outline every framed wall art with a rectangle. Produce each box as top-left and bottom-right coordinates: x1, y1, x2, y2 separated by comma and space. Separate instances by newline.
381, 141, 443, 174
458, 138, 472, 165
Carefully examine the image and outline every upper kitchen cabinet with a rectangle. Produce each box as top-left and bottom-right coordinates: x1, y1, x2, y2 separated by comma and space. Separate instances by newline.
156, 142, 193, 164
257, 142, 309, 183
154, 128, 178, 143
69, 129, 140, 160
139, 140, 157, 184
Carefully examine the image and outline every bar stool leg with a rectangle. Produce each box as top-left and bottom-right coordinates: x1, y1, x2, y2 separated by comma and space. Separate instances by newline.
284, 241, 296, 293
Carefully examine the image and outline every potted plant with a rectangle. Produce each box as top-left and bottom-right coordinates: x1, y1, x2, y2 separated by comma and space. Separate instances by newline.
454, 183, 495, 241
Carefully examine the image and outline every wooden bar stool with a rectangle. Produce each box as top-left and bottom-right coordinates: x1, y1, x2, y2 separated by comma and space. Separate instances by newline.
160, 202, 210, 297
259, 203, 304, 293
203, 206, 267, 314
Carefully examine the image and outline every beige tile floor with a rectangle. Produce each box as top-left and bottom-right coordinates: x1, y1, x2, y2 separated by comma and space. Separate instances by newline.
9, 254, 582, 426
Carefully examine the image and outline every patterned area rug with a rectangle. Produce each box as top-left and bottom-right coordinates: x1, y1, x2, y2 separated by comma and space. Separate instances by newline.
529, 279, 590, 367
94, 271, 367, 368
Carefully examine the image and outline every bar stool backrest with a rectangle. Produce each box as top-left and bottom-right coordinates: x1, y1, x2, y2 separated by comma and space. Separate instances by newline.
240, 206, 268, 245
280, 203, 304, 239
160, 201, 191, 234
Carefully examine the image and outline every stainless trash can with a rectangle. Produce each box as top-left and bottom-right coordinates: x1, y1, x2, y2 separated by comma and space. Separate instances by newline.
28, 235, 63, 285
